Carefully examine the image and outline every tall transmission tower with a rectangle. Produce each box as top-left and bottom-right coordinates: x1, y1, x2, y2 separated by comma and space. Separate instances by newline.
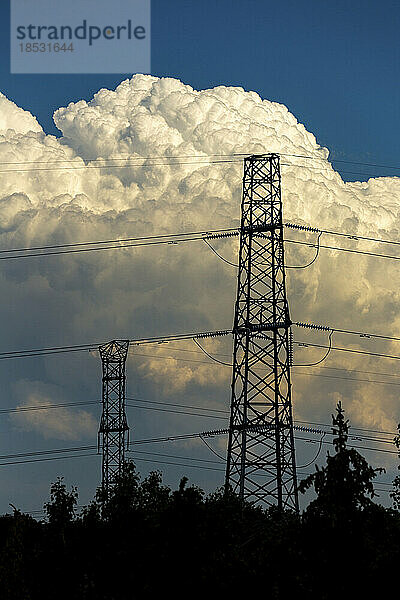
225, 153, 298, 511
98, 340, 130, 497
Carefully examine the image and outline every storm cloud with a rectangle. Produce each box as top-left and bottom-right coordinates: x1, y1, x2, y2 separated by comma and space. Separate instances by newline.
0, 75, 399, 503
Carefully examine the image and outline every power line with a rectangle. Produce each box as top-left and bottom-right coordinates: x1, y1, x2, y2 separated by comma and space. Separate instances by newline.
0, 227, 237, 257
286, 232, 322, 269
282, 162, 399, 181
298, 434, 326, 468
0, 444, 97, 461
130, 399, 397, 447
1, 393, 396, 439
2, 327, 400, 371
4, 339, 400, 391
1, 150, 400, 175
126, 402, 396, 447
0, 150, 381, 169
285, 222, 400, 248
0, 342, 100, 359
304, 364, 400, 379
0, 231, 397, 267
128, 351, 228, 366
0, 157, 243, 174
0, 328, 231, 360
0, 400, 98, 414
127, 397, 226, 415
285, 237, 400, 262
295, 340, 400, 362
0, 430, 395, 470
0, 452, 98, 467
126, 402, 226, 420
0, 152, 246, 167
280, 152, 400, 173
295, 330, 333, 367
295, 320, 400, 344
129, 398, 397, 439
133, 344, 232, 357
0, 220, 398, 265
294, 434, 398, 456
0, 428, 234, 466
0, 407, 395, 469
294, 369, 400, 389
131, 346, 393, 377
0, 216, 398, 265
192, 337, 232, 366
1, 329, 400, 368
127, 454, 226, 472
0, 230, 238, 261
130, 448, 223, 465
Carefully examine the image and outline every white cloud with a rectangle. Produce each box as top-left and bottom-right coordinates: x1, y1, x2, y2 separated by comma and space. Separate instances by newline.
10, 381, 97, 441
0, 74, 399, 439
0, 93, 42, 135
133, 338, 231, 392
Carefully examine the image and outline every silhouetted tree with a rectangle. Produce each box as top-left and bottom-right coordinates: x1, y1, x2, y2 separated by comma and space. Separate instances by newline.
297, 402, 390, 599
299, 401, 384, 524
0, 508, 37, 600
95, 460, 140, 523
43, 476, 78, 528
391, 423, 400, 510
2, 435, 400, 599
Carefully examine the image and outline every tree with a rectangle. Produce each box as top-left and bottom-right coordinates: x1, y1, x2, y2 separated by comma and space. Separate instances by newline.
299, 401, 384, 524
96, 460, 140, 523
0, 509, 37, 600
44, 477, 78, 528
391, 424, 400, 510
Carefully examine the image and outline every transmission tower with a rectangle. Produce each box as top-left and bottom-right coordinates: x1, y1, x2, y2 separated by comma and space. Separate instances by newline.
225, 153, 298, 510
98, 340, 130, 497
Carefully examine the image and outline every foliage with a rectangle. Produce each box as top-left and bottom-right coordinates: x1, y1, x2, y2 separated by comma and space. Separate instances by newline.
391, 423, 400, 509
299, 401, 384, 524
1, 414, 400, 598
43, 476, 78, 527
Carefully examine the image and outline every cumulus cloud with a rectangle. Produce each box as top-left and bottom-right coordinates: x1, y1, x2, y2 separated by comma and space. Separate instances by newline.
133, 338, 231, 392
0, 74, 400, 445
0, 92, 42, 135
10, 381, 97, 441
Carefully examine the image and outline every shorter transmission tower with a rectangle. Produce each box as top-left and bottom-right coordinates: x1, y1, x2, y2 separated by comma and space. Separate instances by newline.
98, 340, 130, 497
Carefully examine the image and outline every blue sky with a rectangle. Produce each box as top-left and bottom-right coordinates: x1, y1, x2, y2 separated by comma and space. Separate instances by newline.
1, 0, 399, 179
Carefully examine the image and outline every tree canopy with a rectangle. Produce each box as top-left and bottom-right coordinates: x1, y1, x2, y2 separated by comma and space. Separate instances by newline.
0, 402, 399, 599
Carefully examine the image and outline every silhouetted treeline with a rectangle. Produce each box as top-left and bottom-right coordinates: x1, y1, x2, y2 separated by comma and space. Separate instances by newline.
1, 402, 400, 599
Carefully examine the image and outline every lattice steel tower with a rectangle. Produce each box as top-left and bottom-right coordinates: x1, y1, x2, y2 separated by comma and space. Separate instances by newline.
98, 340, 130, 496
225, 154, 298, 510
